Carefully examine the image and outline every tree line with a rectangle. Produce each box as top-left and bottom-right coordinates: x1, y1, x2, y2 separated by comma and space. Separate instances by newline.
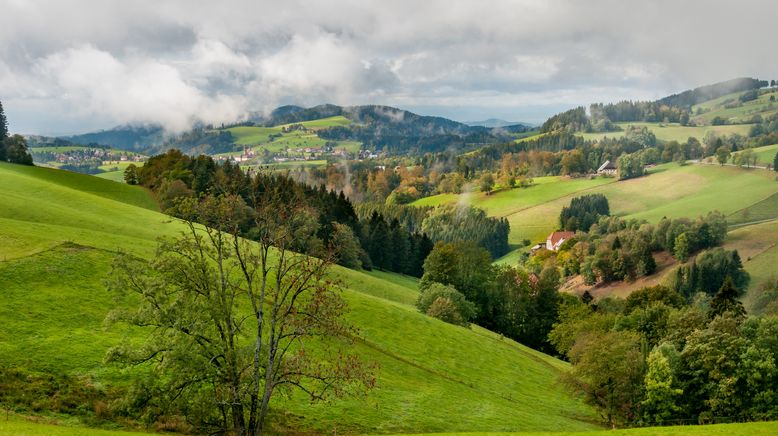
131, 150, 435, 276
418, 241, 561, 353
0, 100, 33, 165
355, 202, 510, 259
550, 279, 776, 427
526, 194, 731, 289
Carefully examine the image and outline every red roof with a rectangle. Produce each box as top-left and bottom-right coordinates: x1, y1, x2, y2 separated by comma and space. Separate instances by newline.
547, 231, 575, 246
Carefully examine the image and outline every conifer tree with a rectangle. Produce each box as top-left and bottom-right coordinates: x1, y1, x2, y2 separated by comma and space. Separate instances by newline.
708, 276, 746, 319
0, 100, 8, 161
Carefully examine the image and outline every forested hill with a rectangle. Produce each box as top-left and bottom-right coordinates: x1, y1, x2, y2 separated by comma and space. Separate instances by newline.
658, 77, 767, 108
62, 123, 165, 151
52, 104, 534, 155
541, 77, 771, 133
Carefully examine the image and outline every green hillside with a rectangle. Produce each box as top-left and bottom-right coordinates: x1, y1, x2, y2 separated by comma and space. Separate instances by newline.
220, 116, 360, 157
410, 163, 778, 297
2, 412, 775, 436
732, 143, 778, 167
0, 162, 598, 433
413, 421, 778, 436
578, 122, 753, 142
691, 88, 778, 125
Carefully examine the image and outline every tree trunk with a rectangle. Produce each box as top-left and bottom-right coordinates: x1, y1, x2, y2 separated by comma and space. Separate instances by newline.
231, 402, 246, 435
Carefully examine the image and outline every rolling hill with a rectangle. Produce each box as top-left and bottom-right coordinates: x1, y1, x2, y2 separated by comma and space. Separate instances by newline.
52, 104, 534, 157
577, 122, 753, 143
411, 163, 778, 299
0, 162, 598, 433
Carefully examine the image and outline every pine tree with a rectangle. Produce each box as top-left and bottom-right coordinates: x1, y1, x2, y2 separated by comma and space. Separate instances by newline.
708, 276, 746, 319
0, 99, 8, 161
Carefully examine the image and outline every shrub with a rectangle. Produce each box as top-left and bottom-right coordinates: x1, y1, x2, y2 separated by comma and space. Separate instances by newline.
416, 283, 476, 326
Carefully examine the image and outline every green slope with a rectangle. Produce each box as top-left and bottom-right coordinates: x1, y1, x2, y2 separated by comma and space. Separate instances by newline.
732, 143, 778, 167
578, 122, 753, 143
0, 162, 597, 433
691, 88, 778, 125
219, 116, 360, 157
412, 164, 778, 299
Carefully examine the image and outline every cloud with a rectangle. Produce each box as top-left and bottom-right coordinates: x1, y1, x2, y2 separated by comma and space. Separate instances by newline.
33, 44, 247, 132
0, 0, 776, 134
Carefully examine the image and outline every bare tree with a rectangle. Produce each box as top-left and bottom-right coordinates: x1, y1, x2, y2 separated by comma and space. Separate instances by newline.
106, 192, 374, 435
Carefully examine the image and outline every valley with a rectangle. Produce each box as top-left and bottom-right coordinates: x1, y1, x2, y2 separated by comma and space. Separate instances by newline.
3, 39, 778, 433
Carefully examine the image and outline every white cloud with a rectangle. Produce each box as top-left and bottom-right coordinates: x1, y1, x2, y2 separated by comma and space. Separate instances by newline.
32, 45, 247, 132
0, 0, 775, 134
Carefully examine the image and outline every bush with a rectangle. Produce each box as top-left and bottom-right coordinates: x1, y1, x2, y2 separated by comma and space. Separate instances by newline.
416, 283, 476, 326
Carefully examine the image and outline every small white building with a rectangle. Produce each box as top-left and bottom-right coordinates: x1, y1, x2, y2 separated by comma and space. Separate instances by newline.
546, 231, 575, 251
597, 160, 617, 175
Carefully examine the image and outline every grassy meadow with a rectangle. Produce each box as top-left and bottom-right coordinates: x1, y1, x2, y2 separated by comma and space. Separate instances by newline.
0, 162, 599, 433
691, 88, 778, 124
578, 122, 753, 143
221, 116, 360, 156
409, 163, 778, 298
732, 143, 778, 167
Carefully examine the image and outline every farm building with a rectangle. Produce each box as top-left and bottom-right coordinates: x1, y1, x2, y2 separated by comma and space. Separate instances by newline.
546, 231, 575, 251
597, 160, 617, 175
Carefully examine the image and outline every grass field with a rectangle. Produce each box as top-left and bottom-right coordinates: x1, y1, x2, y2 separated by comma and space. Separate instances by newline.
732, 143, 778, 167
400, 421, 778, 436
578, 122, 753, 143
0, 162, 599, 433
2, 413, 775, 436
278, 115, 352, 130
692, 88, 778, 125
412, 164, 778, 292
93, 161, 145, 182
221, 117, 361, 156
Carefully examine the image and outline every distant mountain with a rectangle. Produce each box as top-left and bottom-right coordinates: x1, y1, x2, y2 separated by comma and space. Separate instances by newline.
26, 135, 78, 148
56, 104, 535, 156
464, 118, 533, 128
62, 124, 165, 152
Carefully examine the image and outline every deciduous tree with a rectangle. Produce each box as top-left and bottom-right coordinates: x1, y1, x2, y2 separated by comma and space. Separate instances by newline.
106, 194, 374, 435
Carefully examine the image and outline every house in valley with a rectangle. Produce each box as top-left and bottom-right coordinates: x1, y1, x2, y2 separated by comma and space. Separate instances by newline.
597, 160, 617, 175
546, 231, 575, 251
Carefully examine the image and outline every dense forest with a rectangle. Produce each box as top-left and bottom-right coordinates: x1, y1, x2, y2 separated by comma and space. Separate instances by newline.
132, 150, 510, 277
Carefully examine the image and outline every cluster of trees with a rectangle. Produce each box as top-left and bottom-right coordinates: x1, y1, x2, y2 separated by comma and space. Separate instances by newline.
420, 206, 510, 258
559, 194, 610, 232
668, 248, 749, 298
617, 152, 647, 180
541, 107, 591, 133
0, 100, 33, 165
551, 279, 776, 427
460, 129, 657, 178
151, 128, 236, 155
538, 212, 728, 286
133, 150, 436, 276
418, 241, 561, 352
593, 101, 688, 125
359, 211, 433, 276
541, 103, 689, 135
355, 202, 511, 259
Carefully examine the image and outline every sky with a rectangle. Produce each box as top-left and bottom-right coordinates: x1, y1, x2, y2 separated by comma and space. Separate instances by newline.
1, 0, 776, 135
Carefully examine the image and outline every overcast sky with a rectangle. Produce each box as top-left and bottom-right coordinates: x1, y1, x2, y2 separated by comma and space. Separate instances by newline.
1, 0, 776, 135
